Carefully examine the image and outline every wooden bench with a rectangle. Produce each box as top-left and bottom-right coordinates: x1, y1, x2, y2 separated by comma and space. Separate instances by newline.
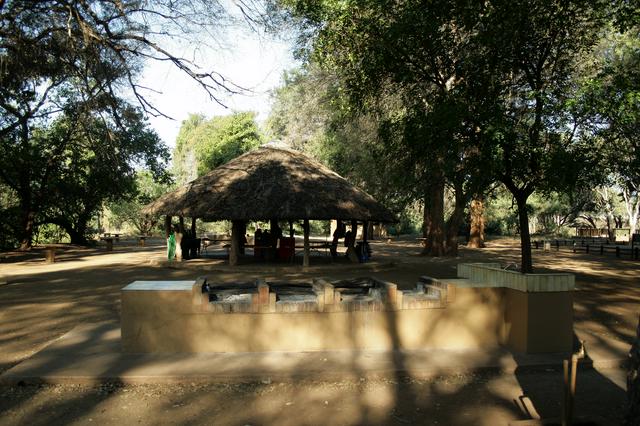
100, 237, 114, 251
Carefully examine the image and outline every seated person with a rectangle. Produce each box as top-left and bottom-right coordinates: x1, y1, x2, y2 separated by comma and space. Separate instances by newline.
331, 221, 346, 258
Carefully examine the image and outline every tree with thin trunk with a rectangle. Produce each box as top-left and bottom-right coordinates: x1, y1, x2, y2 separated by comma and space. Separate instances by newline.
0, 0, 268, 249
479, 0, 608, 272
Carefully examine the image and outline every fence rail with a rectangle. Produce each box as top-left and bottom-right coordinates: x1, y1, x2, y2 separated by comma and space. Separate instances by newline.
531, 237, 640, 260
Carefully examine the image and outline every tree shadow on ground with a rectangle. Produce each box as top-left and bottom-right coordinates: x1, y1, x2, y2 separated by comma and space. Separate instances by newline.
0, 237, 634, 424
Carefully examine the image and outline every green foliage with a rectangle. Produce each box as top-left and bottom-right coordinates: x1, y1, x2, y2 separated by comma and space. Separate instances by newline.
173, 112, 263, 182
583, 31, 640, 232
267, 63, 412, 218
275, 0, 639, 262
173, 114, 208, 185
0, 0, 261, 248
484, 190, 520, 236
196, 113, 263, 174
106, 171, 172, 236
267, 65, 335, 152
0, 185, 21, 250
0, 106, 169, 247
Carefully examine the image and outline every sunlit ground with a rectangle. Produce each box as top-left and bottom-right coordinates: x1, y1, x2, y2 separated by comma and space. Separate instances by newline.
0, 236, 636, 424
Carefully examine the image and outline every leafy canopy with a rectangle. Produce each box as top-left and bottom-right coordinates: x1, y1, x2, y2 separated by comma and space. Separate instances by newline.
173, 112, 263, 183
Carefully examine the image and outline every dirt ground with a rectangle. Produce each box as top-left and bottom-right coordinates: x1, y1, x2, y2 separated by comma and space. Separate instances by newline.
0, 237, 637, 425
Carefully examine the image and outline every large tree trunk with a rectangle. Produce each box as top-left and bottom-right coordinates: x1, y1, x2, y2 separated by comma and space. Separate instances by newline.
626, 315, 640, 425
444, 183, 466, 256
422, 191, 433, 252
67, 228, 88, 245
468, 197, 486, 248
422, 177, 446, 256
19, 209, 35, 250
515, 193, 533, 273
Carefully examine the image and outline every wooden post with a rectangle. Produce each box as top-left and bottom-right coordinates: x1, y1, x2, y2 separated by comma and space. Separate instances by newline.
191, 217, 197, 236
303, 219, 310, 268
363, 220, 369, 242
289, 221, 294, 238
229, 220, 243, 266
351, 220, 358, 246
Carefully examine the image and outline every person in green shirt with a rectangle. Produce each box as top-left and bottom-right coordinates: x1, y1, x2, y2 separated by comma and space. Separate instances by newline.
167, 226, 177, 261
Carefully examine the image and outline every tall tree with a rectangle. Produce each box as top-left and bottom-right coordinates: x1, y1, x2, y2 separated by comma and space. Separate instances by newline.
172, 112, 263, 178
107, 170, 171, 236
280, 0, 496, 256
583, 31, 640, 234
0, 107, 169, 245
0, 0, 267, 248
268, 64, 409, 214
173, 114, 208, 185
475, 0, 609, 271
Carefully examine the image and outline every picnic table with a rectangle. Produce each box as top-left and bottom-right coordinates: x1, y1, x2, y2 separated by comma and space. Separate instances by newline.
100, 236, 114, 251
200, 237, 231, 254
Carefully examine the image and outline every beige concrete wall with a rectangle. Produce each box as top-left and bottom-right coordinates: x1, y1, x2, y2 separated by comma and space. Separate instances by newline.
121, 264, 574, 355
122, 285, 508, 353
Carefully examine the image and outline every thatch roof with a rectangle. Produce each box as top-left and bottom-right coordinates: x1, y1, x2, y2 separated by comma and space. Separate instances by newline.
143, 146, 395, 222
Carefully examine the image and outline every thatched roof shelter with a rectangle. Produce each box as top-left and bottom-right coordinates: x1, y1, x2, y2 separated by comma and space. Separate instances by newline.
144, 146, 395, 222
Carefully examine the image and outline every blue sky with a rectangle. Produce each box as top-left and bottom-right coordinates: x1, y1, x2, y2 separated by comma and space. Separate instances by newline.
141, 27, 298, 149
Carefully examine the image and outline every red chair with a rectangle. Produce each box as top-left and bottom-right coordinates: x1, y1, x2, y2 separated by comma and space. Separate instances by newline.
277, 237, 295, 260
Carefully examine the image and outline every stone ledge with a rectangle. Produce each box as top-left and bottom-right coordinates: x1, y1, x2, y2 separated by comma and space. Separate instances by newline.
457, 263, 574, 292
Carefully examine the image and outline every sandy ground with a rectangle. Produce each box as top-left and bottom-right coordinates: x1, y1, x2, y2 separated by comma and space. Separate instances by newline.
0, 237, 637, 425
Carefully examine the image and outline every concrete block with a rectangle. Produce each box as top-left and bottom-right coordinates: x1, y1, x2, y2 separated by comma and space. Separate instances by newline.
257, 282, 269, 305
396, 290, 404, 310
191, 277, 207, 307
269, 293, 276, 313
313, 279, 335, 306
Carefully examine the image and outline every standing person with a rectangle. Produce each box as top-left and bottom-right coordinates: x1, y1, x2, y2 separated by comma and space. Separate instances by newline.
167, 226, 177, 261
253, 228, 263, 257
331, 221, 346, 258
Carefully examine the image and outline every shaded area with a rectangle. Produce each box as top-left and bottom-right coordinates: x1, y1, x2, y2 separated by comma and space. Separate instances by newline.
0, 237, 635, 424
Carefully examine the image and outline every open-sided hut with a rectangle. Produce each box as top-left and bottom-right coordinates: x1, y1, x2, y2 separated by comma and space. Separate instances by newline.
144, 145, 395, 265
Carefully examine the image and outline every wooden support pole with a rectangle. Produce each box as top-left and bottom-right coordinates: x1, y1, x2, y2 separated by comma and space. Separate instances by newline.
303, 219, 310, 268
289, 221, 294, 238
363, 220, 369, 242
229, 220, 243, 266
351, 220, 358, 247
191, 217, 197, 236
